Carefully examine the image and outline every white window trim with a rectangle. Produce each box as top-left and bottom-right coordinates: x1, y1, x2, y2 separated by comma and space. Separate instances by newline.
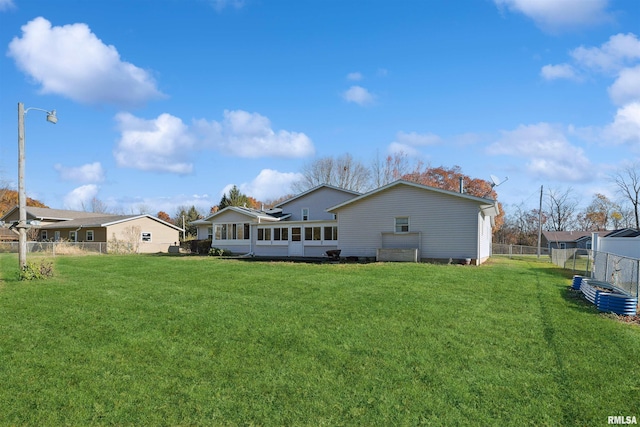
141, 232, 152, 242
86, 230, 94, 242
301, 208, 309, 221
395, 217, 410, 234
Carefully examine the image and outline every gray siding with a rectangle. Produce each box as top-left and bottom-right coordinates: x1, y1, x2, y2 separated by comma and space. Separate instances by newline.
335, 185, 482, 260
280, 187, 359, 221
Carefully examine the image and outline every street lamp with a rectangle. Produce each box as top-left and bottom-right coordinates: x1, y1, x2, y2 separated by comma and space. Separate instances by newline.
17, 102, 57, 270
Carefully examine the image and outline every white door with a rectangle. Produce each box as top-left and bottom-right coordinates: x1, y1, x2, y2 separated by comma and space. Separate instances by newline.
288, 227, 303, 256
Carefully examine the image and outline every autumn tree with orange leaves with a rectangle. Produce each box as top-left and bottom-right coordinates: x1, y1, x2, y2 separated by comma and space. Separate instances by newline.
401, 164, 504, 231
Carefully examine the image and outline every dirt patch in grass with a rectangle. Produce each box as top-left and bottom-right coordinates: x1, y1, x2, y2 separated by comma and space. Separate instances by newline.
602, 312, 640, 327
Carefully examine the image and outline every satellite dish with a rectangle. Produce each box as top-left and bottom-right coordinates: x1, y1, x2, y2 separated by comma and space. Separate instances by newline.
490, 175, 508, 188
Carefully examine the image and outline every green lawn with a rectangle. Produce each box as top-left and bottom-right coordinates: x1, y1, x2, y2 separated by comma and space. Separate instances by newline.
1, 254, 638, 426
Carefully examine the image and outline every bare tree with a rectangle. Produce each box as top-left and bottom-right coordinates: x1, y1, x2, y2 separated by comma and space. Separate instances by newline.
371, 151, 411, 188
83, 197, 110, 214
545, 187, 578, 231
611, 163, 640, 229
293, 153, 371, 193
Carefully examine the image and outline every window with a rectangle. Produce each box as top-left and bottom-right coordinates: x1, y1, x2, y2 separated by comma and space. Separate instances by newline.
305, 226, 321, 241
69, 231, 77, 242
207, 227, 213, 240
214, 223, 250, 240
586, 241, 592, 250
324, 226, 338, 241
141, 232, 152, 242
54, 231, 60, 242
258, 227, 289, 242
559, 243, 566, 249
395, 217, 409, 233
257, 228, 272, 241
86, 230, 94, 241
291, 227, 301, 241
41, 230, 47, 240
302, 208, 309, 221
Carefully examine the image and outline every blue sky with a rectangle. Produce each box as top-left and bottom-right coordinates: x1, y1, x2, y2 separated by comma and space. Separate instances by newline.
0, 0, 639, 216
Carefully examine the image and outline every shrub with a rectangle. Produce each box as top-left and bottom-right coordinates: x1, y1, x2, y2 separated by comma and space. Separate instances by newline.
20, 260, 54, 281
208, 247, 232, 257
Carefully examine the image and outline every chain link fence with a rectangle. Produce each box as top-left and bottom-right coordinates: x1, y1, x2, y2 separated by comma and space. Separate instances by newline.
492, 243, 549, 257
550, 248, 639, 298
0, 241, 107, 255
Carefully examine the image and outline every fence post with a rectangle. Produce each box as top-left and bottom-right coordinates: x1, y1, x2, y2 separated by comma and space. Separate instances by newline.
604, 253, 610, 282
573, 249, 577, 271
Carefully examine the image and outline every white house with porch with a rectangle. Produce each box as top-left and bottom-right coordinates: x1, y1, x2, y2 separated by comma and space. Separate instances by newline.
194, 180, 499, 264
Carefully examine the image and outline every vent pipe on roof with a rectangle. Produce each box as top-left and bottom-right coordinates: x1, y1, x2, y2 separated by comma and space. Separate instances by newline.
459, 177, 464, 194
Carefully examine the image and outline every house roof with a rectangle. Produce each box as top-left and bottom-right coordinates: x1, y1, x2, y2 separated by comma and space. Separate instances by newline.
39, 214, 182, 231
606, 228, 640, 237
326, 180, 500, 216
201, 205, 287, 223
542, 230, 609, 243
274, 184, 361, 208
0, 206, 116, 222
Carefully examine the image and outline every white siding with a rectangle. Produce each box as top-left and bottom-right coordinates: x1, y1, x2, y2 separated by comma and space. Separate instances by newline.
597, 236, 640, 259
335, 185, 483, 260
281, 187, 358, 221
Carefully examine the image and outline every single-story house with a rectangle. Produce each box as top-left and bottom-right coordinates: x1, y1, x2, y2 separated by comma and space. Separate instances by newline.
1, 207, 181, 253
542, 229, 639, 253
195, 180, 500, 264
0, 227, 18, 242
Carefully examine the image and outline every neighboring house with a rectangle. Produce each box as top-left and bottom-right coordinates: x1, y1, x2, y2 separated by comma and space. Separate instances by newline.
542, 229, 638, 253
542, 231, 605, 252
195, 180, 500, 264
0, 227, 18, 242
0, 207, 181, 253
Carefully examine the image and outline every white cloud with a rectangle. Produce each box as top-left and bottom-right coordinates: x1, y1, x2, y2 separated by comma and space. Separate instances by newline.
487, 123, 592, 181
571, 33, 640, 74
7, 17, 164, 107
0, 0, 15, 11
193, 110, 315, 158
347, 72, 363, 81
608, 65, 640, 106
541, 33, 640, 107
395, 131, 441, 146
55, 162, 105, 183
603, 102, 640, 145
540, 63, 580, 81
388, 131, 441, 158
114, 113, 195, 174
64, 184, 99, 211
236, 169, 303, 201
494, 0, 611, 32
343, 85, 375, 106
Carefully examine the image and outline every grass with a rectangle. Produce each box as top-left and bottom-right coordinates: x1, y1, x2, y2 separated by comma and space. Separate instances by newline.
0, 254, 639, 426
